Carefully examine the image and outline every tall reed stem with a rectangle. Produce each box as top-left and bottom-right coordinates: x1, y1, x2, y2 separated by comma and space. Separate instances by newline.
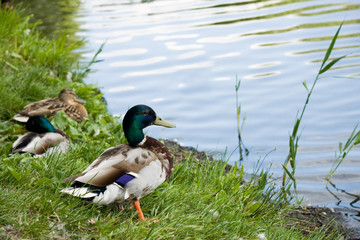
281, 23, 346, 199
235, 76, 249, 162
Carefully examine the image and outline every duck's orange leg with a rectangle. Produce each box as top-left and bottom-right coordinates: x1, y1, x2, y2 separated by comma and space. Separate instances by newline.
133, 200, 145, 221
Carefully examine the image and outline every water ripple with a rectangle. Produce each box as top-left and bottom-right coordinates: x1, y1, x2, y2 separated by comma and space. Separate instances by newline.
154, 34, 199, 41
212, 52, 241, 59
110, 56, 167, 67
165, 42, 203, 51
107, 86, 135, 93
122, 61, 213, 77
243, 71, 281, 79
99, 48, 147, 58
248, 61, 281, 69
176, 50, 206, 60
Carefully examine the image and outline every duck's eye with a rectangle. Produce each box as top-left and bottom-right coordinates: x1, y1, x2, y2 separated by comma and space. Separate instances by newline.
142, 110, 150, 116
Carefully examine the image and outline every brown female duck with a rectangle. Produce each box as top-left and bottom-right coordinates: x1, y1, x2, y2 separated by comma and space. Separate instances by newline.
13, 88, 88, 123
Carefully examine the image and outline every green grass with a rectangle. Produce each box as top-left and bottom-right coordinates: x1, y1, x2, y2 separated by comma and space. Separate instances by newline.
0, 151, 340, 239
0, 6, 344, 239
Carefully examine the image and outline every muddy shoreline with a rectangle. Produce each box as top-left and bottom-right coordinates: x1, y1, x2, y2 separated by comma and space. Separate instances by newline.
164, 140, 360, 239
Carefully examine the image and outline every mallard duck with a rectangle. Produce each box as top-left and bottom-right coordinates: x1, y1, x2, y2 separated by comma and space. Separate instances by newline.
11, 116, 70, 156
61, 104, 175, 220
13, 88, 88, 123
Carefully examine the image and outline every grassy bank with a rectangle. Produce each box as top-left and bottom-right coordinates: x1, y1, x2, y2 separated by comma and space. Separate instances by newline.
0, 7, 343, 239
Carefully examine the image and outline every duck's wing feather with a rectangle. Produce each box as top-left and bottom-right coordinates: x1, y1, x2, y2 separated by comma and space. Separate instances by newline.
12, 132, 69, 155
70, 144, 157, 187
14, 98, 61, 119
63, 104, 88, 122
27, 107, 54, 117
18, 97, 77, 116
12, 132, 38, 153
22, 98, 57, 109
15, 97, 87, 122
13, 98, 59, 122
27, 101, 87, 122
27, 101, 71, 117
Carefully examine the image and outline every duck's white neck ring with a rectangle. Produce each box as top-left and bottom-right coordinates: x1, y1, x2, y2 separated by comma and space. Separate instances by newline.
138, 135, 147, 146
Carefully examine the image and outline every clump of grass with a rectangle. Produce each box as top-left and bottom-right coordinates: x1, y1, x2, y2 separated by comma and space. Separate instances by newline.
1, 147, 340, 239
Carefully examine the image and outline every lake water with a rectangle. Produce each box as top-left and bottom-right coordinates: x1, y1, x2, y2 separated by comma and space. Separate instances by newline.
18, 0, 360, 217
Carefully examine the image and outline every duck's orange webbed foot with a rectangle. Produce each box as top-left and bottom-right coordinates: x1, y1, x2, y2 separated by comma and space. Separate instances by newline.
133, 200, 159, 223
133, 200, 145, 221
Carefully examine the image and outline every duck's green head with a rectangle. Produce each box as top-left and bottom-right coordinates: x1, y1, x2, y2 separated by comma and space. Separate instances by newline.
122, 104, 176, 146
26, 116, 56, 133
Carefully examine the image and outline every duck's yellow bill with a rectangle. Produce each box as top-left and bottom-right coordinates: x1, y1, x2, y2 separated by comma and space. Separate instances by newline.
154, 115, 176, 128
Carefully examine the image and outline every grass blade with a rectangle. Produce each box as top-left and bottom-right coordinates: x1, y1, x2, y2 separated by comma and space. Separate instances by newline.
282, 164, 296, 184
319, 55, 346, 74
320, 23, 343, 71
302, 81, 309, 92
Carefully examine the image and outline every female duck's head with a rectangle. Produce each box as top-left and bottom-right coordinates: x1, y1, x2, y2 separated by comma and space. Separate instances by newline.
26, 116, 56, 133
59, 88, 86, 104
122, 105, 175, 146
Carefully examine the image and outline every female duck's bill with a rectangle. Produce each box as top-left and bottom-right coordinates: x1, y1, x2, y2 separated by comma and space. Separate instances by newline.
11, 116, 69, 156
61, 104, 175, 221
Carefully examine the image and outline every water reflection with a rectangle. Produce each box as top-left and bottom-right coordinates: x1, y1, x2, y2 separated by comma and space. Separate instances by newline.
123, 61, 213, 77
110, 56, 167, 67
327, 181, 359, 211
176, 51, 206, 60
97, 49, 148, 58
13, 0, 80, 40
107, 86, 135, 93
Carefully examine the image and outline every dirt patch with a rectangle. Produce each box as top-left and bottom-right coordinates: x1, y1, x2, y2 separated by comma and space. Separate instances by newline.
163, 139, 214, 164
0, 225, 22, 239
285, 206, 360, 239
163, 139, 233, 172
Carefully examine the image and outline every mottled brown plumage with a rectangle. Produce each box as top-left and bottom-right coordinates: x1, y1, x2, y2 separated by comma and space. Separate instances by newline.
13, 88, 88, 123
142, 136, 174, 179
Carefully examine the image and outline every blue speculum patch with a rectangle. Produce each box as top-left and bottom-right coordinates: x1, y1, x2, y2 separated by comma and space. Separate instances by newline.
115, 174, 135, 187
